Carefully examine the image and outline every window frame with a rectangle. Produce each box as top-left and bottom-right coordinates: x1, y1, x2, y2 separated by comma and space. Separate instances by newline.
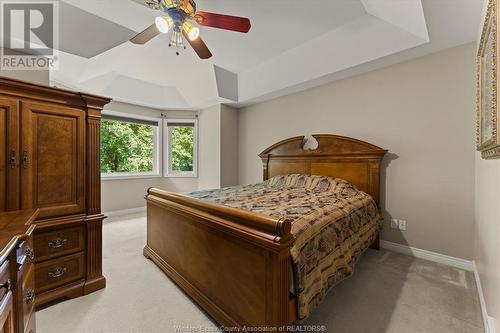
163, 118, 198, 178
100, 110, 162, 181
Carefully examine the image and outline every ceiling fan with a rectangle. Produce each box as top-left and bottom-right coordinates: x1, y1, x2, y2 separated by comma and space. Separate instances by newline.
130, 0, 251, 59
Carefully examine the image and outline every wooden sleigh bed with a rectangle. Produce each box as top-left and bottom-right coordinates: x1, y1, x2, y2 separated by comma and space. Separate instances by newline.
144, 134, 387, 329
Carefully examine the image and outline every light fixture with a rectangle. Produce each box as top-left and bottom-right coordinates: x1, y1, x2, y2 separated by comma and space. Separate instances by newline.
160, 0, 175, 8
155, 16, 173, 34
131, 0, 251, 59
182, 22, 200, 41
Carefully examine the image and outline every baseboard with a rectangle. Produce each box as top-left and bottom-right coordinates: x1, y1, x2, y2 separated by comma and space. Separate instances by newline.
474, 261, 490, 332
488, 317, 497, 333
103, 207, 146, 219
83, 276, 106, 295
473, 261, 496, 333
380, 240, 473, 271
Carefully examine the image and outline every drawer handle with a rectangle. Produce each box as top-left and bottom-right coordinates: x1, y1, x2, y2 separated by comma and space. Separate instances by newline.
0, 279, 11, 291
48, 238, 67, 249
25, 247, 35, 261
48, 266, 67, 279
26, 288, 35, 304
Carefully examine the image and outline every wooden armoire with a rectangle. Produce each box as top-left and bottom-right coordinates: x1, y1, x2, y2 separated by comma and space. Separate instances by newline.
0, 76, 110, 306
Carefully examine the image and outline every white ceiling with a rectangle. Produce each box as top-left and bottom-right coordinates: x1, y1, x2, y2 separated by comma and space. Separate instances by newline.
48, 0, 483, 110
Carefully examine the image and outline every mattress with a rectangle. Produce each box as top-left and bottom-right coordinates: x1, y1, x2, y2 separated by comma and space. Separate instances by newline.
188, 174, 381, 321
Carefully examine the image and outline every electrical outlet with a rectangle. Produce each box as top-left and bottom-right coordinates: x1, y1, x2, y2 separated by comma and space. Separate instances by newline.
390, 219, 399, 229
398, 220, 407, 231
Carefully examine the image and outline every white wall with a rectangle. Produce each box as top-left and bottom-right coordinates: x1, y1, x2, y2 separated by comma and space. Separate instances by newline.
238, 43, 476, 260
198, 104, 221, 190
197, 104, 239, 190
473, 2, 500, 330
474, 155, 500, 332
0, 48, 49, 85
220, 105, 239, 187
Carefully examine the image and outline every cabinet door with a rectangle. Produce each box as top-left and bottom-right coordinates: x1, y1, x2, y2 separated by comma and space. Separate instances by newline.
0, 98, 20, 212
21, 101, 86, 218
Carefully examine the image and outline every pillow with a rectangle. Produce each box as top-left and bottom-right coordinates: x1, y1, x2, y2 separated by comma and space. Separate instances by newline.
266, 174, 356, 194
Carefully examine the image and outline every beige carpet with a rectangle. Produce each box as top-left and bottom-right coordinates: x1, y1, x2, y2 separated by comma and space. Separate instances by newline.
37, 215, 484, 333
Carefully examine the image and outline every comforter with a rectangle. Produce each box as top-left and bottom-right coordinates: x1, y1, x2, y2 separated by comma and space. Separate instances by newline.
188, 174, 381, 320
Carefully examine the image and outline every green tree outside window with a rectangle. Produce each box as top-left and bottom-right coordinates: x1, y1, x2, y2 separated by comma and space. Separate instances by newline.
170, 126, 194, 172
100, 120, 154, 173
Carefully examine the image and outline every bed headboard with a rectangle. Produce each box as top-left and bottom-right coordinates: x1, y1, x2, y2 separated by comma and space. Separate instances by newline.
259, 135, 387, 204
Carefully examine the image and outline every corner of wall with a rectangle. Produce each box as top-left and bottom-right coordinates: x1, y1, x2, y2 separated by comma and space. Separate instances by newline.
198, 104, 222, 190
220, 105, 239, 187
474, 151, 500, 333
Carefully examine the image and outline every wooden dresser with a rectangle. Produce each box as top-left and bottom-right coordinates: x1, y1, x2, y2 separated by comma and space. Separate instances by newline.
0, 209, 38, 333
0, 76, 111, 306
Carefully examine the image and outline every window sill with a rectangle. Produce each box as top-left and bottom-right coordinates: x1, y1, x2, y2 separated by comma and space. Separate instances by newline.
165, 173, 198, 179
101, 173, 162, 181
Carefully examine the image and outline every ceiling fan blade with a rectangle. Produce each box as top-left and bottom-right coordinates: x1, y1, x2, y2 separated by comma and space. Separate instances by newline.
194, 11, 251, 33
130, 24, 160, 44
182, 30, 212, 59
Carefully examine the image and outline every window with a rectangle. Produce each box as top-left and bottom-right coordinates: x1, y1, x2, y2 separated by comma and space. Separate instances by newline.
100, 111, 161, 179
164, 119, 198, 177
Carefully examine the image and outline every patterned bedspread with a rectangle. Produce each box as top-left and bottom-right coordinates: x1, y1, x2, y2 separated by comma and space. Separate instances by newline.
188, 174, 381, 321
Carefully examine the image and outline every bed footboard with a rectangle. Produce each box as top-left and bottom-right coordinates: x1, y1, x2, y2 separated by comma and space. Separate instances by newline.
144, 188, 295, 329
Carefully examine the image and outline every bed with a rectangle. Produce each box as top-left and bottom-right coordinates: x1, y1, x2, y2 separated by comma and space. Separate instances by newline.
144, 134, 387, 329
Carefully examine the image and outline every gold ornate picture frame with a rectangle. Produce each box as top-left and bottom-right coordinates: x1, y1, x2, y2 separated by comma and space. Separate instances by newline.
477, 0, 500, 158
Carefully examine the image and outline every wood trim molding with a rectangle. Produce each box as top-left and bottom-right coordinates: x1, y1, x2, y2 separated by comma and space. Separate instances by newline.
79, 93, 111, 111
0, 76, 110, 109
261, 154, 270, 181
84, 215, 105, 292
260, 134, 387, 157
87, 118, 101, 216
35, 280, 85, 306
146, 188, 293, 246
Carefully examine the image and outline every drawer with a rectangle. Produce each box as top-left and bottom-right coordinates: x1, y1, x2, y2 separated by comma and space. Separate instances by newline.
24, 309, 35, 333
20, 236, 35, 263
35, 252, 84, 294
22, 264, 35, 330
17, 237, 34, 276
0, 261, 10, 303
34, 226, 84, 261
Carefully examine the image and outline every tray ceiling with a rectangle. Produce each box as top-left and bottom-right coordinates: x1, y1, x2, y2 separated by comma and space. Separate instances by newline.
46, 0, 482, 109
